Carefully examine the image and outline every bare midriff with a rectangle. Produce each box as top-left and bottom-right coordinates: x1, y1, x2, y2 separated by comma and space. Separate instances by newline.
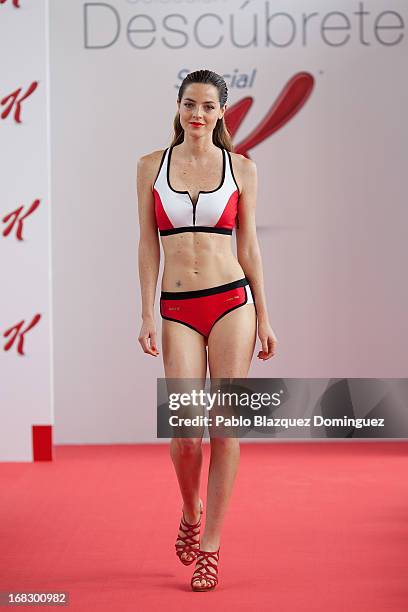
160, 232, 245, 292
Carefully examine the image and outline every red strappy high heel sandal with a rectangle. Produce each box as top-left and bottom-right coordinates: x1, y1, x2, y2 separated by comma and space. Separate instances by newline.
175, 499, 203, 566
190, 547, 220, 591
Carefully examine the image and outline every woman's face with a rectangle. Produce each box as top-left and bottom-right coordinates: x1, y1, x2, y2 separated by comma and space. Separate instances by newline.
178, 83, 226, 135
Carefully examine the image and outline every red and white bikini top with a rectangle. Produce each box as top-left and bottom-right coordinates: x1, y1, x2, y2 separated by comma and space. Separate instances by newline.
152, 145, 240, 236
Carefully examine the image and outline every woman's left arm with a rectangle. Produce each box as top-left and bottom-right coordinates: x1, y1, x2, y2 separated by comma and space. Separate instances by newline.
235, 156, 278, 361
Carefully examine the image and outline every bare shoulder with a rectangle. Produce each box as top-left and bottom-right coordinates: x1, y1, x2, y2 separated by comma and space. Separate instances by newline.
138, 148, 165, 166
137, 148, 167, 191
229, 151, 257, 195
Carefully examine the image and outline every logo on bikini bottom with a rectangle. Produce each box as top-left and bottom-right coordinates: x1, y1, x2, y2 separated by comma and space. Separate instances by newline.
225, 295, 240, 302
168, 306, 180, 311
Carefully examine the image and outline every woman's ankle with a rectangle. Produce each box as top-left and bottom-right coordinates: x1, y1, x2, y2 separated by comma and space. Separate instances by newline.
183, 498, 202, 523
199, 537, 220, 552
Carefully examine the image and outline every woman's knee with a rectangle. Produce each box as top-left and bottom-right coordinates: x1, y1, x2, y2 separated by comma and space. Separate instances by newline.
171, 437, 203, 457
209, 436, 240, 452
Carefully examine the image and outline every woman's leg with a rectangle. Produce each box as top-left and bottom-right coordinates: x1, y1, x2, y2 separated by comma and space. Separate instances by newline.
192, 303, 256, 587
162, 319, 207, 563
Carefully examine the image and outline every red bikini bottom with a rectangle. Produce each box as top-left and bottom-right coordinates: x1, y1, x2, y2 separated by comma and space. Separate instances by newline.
160, 277, 255, 339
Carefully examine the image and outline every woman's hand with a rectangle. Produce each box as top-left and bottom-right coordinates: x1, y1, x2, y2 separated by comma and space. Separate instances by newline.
138, 317, 160, 356
257, 318, 277, 361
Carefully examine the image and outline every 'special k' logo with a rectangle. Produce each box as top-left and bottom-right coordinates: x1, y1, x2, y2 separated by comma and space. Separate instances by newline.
3, 314, 41, 356
1, 81, 38, 123
0, 0, 21, 8
225, 72, 314, 158
2, 199, 40, 240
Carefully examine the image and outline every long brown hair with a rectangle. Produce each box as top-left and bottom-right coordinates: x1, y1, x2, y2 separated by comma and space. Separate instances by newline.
170, 69, 234, 151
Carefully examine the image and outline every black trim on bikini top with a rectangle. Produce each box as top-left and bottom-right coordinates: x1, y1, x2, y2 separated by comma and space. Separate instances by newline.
166, 145, 226, 208
159, 226, 232, 236
161, 277, 249, 300
152, 146, 240, 199
152, 148, 167, 192
225, 148, 241, 197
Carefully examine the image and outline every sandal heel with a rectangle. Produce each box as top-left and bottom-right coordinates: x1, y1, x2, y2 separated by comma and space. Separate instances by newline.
175, 499, 203, 566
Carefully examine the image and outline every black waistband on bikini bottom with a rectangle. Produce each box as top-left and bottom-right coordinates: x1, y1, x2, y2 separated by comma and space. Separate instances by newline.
160, 277, 248, 300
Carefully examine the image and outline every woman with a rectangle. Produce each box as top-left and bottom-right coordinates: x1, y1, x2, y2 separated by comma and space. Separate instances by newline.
137, 69, 277, 591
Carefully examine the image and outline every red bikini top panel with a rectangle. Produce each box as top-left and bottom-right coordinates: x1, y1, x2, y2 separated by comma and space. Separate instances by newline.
152, 145, 240, 236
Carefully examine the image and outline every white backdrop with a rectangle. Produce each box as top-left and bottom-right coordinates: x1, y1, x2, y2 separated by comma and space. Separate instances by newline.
0, 0, 52, 461
44, 0, 407, 444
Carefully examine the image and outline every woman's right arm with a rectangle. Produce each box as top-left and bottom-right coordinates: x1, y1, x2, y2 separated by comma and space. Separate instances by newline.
137, 154, 161, 356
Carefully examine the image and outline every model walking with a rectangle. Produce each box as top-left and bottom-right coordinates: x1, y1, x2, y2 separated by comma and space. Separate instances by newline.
137, 69, 277, 591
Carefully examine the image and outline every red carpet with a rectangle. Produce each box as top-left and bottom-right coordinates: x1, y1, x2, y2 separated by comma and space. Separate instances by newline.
1, 442, 407, 611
